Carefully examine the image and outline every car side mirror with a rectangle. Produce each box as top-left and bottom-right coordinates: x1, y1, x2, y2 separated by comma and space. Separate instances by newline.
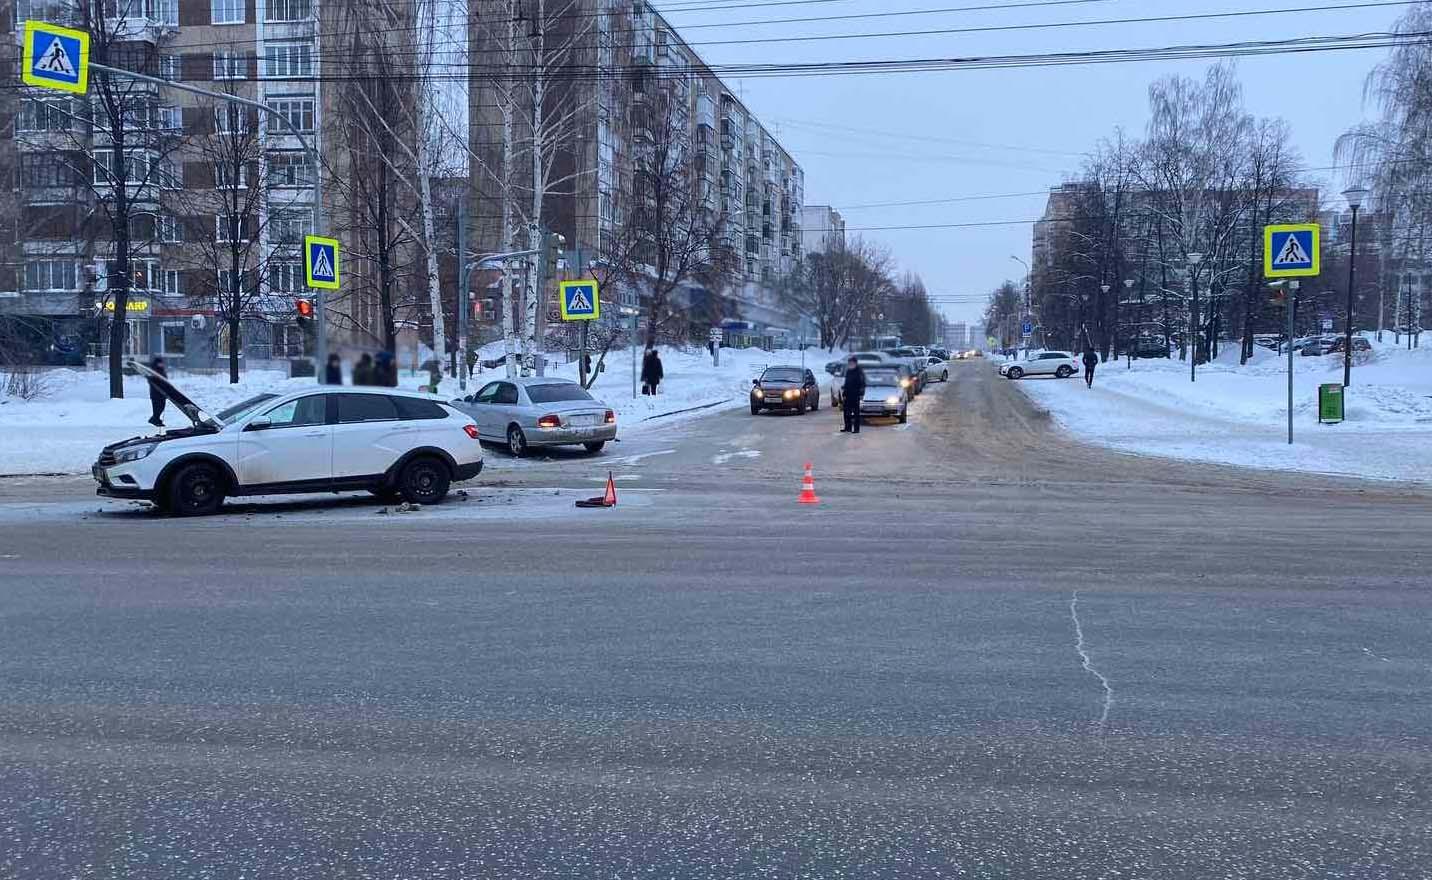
245, 416, 272, 432
752, 378, 759, 386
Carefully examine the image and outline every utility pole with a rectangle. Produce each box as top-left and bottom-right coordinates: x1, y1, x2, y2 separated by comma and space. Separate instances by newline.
1341, 187, 1368, 387
457, 198, 469, 392
1187, 252, 1204, 382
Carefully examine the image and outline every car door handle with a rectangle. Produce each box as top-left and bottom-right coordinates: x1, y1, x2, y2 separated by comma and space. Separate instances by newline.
303, 430, 326, 437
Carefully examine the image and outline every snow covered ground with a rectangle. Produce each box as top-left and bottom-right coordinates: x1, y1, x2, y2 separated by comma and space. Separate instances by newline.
0, 345, 837, 476
1012, 338, 1432, 483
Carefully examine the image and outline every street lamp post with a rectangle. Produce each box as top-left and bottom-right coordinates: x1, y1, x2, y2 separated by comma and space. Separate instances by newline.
1187, 253, 1204, 382
1342, 186, 1369, 387
1011, 255, 1031, 356
1098, 283, 1111, 358
1123, 279, 1135, 368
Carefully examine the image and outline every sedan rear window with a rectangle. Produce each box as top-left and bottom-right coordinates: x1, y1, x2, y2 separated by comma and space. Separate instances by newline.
337, 394, 399, 423
393, 397, 449, 420
526, 383, 593, 404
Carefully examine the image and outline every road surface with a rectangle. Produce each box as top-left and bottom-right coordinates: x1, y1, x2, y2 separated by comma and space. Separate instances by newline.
2, 361, 1429, 878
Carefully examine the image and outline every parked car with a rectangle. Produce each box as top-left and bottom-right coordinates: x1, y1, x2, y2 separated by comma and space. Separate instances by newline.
929, 347, 950, 361
829, 361, 916, 407
451, 377, 617, 456
1325, 336, 1373, 354
1253, 334, 1281, 350
750, 366, 821, 415
998, 351, 1080, 379
1133, 339, 1171, 359
858, 366, 909, 423
888, 347, 929, 392
92, 363, 483, 515
923, 356, 950, 382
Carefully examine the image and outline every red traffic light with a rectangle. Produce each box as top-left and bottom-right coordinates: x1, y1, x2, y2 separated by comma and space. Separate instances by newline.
295, 299, 314, 318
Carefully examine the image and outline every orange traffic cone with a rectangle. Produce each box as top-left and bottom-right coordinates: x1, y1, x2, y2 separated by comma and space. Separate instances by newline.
797, 462, 820, 505
603, 471, 618, 507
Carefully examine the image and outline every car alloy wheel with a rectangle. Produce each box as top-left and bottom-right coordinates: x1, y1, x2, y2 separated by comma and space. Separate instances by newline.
1008, 366, 1024, 379
507, 425, 528, 457
1056, 365, 1073, 378
400, 456, 451, 504
168, 462, 225, 516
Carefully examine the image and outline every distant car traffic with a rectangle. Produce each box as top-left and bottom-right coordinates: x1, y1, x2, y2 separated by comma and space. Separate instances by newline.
923, 356, 949, 382
929, 347, 950, 361
452, 377, 617, 456
858, 365, 909, 423
998, 351, 1080, 379
751, 366, 821, 415
888, 347, 930, 393
93, 363, 483, 515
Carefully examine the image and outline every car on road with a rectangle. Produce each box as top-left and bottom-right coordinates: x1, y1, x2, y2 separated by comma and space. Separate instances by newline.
923, 356, 950, 382
858, 366, 909, 423
92, 363, 483, 515
451, 377, 617, 456
829, 361, 918, 408
888, 347, 930, 393
929, 347, 950, 361
998, 351, 1080, 379
751, 366, 821, 415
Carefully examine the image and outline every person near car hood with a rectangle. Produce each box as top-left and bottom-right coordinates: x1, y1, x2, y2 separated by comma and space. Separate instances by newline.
146, 355, 168, 427
352, 353, 375, 386
840, 358, 866, 434
324, 353, 343, 385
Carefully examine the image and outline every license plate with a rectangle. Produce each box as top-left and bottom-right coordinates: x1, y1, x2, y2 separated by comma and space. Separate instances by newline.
569, 414, 598, 427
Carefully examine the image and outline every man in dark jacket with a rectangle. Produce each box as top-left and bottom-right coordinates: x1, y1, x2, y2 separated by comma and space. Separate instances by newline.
1082, 348, 1099, 388
324, 353, 343, 385
840, 356, 865, 434
374, 351, 397, 387
352, 353, 374, 386
146, 355, 168, 427
641, 348, 664, 395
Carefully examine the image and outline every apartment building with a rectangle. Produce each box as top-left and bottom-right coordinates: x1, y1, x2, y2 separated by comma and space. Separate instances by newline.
800, 205, 845, 256
2, 0, 328, 367
470, 0, 807, 342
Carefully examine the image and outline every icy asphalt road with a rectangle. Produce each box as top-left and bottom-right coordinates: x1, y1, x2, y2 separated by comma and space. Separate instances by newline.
2, 362, 1430, 879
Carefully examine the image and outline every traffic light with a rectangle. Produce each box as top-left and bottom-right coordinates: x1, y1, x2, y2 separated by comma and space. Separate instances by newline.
295, 299, 314, 318
544, 231, 566, 278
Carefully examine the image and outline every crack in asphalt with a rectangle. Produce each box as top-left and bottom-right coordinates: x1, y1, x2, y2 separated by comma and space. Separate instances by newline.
1070, 590, 1115, 730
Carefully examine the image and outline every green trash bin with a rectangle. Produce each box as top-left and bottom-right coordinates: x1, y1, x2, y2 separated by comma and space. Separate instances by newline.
1318, 383, 1344, 424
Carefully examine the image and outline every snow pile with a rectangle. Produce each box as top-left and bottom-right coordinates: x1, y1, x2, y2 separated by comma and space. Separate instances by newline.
1014, 338, 1432, 482
0, 346, 836, 475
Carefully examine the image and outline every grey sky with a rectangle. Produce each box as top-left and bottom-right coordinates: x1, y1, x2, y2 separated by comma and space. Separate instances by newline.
661, 0, 1404, 326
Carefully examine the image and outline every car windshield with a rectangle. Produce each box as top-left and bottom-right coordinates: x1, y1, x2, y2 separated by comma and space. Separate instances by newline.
761, 368, 804, 383
864, 371, 901, 386
215, 393, 279, 424
525, 383, 593, 404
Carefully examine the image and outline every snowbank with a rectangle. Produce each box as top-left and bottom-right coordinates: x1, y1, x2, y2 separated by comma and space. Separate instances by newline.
1014, 338, 1432, 482
0, 346, 837, 475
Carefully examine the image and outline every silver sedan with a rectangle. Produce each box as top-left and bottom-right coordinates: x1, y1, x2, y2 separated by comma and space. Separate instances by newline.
451, 377, 617, 456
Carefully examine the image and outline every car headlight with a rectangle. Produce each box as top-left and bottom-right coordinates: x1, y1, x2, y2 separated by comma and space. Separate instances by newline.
784, 389, 798, 399
886, 396, 900, 405
751, 387, 762, 397
114, 442, 158, 464
900, 378, 911, 388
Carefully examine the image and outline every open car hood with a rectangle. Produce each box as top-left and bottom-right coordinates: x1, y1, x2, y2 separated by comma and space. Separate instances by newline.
129, 361, 221, 429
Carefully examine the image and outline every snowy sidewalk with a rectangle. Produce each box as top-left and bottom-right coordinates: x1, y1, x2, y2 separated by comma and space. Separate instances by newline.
1012, 342, 1432, 484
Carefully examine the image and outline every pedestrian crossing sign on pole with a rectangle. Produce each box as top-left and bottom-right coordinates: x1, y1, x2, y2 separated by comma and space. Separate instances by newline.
21, 21, 90, 95
1264, 224, 1320, 278
304, 235, 340, 289
558, 280, 600, 321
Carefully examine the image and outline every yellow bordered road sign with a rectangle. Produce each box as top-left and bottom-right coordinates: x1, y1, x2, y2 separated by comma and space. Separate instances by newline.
559, 280, 600, 321
22, 21, 91, 95
304, 235, 340, 289
1264, 224, 1320, 278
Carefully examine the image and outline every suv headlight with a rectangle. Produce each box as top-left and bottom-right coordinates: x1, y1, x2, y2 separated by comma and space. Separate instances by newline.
114, 442, 158, 464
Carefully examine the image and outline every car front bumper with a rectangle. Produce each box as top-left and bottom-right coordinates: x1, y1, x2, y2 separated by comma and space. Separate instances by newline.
859, 403, 903, 416
93, 464, 156, 500
528, 424, 619, 447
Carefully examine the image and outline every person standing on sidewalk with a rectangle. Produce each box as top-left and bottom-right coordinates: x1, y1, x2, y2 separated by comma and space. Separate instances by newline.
1082, 348, 1099, 389
840, 356, 866, 434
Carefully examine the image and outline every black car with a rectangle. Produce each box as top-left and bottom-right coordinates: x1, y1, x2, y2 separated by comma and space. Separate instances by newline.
751, 366, 821, 415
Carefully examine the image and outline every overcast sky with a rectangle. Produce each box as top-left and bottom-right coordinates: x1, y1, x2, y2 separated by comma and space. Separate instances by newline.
660, 0, 1404, 326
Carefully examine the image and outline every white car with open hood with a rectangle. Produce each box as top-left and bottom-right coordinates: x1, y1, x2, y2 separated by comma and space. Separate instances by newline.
91, 362, 484, 515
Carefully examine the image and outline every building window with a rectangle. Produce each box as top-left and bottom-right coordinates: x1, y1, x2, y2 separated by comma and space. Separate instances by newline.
161, 323, 186, 356
216, 214, 249, 243
214, 161, 249, 189
159, 54, 179, 81
17, 98, 72, 132
266, 97, 315, 134
269, 261, 303, 293
211, 0, 244, 24
92, 149, 157, 186
23, 260, 78, 292
213, 49, 247, 80
264, 42, 313, 79
162, 269, 182, 295
105, 260, 161, 292
267, 0, 311, 21
158, 106, 182, 132
215, 104, 252, 135
266, 152, 312, 187
22, 154, 77, 188
268, 211, 307, 246
272, 323, 309, 358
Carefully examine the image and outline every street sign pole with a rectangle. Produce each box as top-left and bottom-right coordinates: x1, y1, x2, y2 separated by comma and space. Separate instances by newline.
1288, 282, 1298, 445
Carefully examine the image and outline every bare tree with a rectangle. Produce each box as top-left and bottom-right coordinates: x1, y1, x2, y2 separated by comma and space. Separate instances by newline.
777, 238, 894, 350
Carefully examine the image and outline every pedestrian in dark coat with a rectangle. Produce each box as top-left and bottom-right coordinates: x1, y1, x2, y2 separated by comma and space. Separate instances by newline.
374, 351, 397, 387
641, 349, 664, 395
146, 355, 168, 427
352, 353, 375, 386
1082, 348, 1099, 388
840, 357, 866, 434
324, 353, 343, 385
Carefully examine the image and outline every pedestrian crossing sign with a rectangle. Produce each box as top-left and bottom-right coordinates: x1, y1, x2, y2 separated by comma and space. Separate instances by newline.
22, 21, 90, 95
559, 280, 600, 321
1264, 224, 1320, 278
304, 235, 340, 289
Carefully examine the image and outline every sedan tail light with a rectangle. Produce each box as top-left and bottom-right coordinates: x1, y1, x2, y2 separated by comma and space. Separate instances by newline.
463, 424, 480, 440
537, 414, 562, 429
604, 409, 616, 424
